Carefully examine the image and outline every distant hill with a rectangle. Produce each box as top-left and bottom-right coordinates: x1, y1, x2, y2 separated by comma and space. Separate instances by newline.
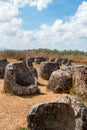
0, 47, 9, 51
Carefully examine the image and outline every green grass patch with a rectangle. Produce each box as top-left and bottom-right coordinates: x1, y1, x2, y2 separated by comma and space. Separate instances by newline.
19, 126, 28, 130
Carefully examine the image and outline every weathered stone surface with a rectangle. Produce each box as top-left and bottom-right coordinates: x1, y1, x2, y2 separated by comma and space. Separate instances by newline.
55, 58, 71, 66
29, 57, 35, 62
49, 58, 55, 62
73, 67, 87, 98
35, 57, 46, 64
47, 70, 72, 93
17, 57, 25, 61
24, 57, 33, 68
62, 58, 69, 64
31, 68, 38, 79
27, 96, 87, 130
40, 62, 60, 80
24, 57, 38, 79
60, 65, 85, 74
65, 59, 72, 66
0, 58, 8, 78
55, 58, 63, 65
4, 61, 38, 95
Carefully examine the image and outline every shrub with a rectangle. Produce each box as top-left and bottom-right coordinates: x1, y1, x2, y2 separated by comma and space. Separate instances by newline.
69, 88, 75, 95
19, 127, 28, 130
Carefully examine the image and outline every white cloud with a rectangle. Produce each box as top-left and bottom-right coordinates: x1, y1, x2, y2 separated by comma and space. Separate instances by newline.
0, 18, 22, 35
12, 0, 29, 7
0, 0, 23, 48
28, 1, 87, 51
0, 0, 53, 23
0, 1, 18, 22
0, 0, 52, 10
29, 0, 52, 11
0, 1, 87, 51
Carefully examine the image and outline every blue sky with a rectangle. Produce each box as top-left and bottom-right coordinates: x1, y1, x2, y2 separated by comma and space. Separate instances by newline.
0, 0, 87, 51
19, 0, 83, 30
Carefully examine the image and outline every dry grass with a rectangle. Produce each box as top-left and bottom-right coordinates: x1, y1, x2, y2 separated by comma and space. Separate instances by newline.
0, 50, 87, 65
0, 60, 68, 130
0, 79, 68, 130
0, 58, 87, 130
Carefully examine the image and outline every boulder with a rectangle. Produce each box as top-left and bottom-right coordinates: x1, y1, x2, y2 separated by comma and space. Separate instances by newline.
27, 96, 87, 130
60, 65, 85, 74
17, 57, 25, 61
29, 57, 35, 62
62, 58, 69, 64
47, 70, 72, 93
61, 58, 72, 66
31, 67, 38, 79
49, 58, 55, 62
73, 67, 87, 98
0, 58, 8, 78
40, 62, 60, 80
35, 57, 46, 64
24, 57, 33, 68
4, 61, 38, 95
66, 59, 72, 66
55, 58, 63, 65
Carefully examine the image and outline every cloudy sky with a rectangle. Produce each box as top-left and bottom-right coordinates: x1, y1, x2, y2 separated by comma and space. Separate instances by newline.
0, 0, 87, 51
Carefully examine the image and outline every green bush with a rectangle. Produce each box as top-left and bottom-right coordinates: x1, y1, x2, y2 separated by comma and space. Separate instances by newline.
33, 48, 87, 56
69, 88, 75, 95
19, 127, 28, 130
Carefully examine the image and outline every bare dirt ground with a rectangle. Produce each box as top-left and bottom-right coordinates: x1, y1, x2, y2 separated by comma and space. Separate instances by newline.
0, 62, 68, 130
